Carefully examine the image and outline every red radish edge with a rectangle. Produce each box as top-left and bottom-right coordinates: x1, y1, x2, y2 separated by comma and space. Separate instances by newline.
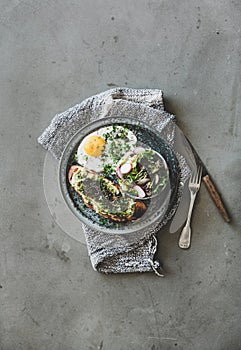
116, 166, 123, 179
133, 185, 146, 198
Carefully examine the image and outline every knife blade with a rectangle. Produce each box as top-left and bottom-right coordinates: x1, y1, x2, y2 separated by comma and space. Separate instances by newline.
185, 138, 231, 223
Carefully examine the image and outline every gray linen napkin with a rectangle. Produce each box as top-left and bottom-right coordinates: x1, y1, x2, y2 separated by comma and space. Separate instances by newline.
38, 87, 188, 275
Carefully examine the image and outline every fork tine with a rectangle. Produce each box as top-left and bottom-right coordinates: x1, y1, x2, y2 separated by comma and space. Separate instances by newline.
189, 165, 202, 185
190, 166, 197, 183
194, 167, 198, 183
189, 168, 196, 183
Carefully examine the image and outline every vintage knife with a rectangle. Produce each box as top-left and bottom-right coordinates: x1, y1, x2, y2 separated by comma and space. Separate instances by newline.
185, 139, 231, 223
170, 126, 231, 233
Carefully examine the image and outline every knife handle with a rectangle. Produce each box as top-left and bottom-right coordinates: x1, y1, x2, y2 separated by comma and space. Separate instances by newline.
203, 175, 230, 223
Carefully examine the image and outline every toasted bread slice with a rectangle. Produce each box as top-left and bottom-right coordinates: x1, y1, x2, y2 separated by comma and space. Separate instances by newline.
68, 165, 146, 222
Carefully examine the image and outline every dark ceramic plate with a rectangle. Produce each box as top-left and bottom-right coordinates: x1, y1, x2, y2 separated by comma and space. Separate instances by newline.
59, 117, 180, 234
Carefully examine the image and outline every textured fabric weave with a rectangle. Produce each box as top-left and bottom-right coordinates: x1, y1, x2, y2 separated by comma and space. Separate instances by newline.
38, 87, 188, 275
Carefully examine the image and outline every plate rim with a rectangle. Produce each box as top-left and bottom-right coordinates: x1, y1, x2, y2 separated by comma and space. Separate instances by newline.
58, 116, 180, 235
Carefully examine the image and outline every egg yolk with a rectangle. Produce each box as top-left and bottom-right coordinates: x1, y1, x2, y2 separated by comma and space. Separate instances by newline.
83, 135, 106, 157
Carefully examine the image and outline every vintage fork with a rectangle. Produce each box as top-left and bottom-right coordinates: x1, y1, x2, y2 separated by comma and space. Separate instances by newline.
178, 165, 202, 249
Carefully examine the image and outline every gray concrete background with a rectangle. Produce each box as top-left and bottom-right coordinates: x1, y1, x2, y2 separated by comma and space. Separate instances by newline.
1, 1, 241, 349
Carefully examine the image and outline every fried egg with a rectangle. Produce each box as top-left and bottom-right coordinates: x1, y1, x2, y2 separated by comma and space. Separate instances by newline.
77, 125, 137, 172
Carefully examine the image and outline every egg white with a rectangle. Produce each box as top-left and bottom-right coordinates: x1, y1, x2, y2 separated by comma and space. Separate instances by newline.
77, 125, 137, 172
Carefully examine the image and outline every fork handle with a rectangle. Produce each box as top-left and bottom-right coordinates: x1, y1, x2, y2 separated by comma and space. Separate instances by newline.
178, 192, 197, 249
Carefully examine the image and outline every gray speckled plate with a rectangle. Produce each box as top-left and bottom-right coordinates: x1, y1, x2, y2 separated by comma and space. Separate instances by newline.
58, 117, 180, 234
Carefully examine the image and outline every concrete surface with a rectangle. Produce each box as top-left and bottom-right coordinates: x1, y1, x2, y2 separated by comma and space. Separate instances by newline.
1, 0, 241, 349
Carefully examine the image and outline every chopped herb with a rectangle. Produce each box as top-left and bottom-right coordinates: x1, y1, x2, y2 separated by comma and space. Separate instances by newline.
103, 164, 115, 175
99, 218, 108, 225
74, 153, 79, 162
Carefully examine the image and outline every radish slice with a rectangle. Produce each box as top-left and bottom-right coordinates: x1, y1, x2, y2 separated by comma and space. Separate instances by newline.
123, 150, 135, 158
137, 177, 150, 185
154, 174, 159, 185
120, 163, 132, 174
134, 146, 145, 154
133, 185, 146, 198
